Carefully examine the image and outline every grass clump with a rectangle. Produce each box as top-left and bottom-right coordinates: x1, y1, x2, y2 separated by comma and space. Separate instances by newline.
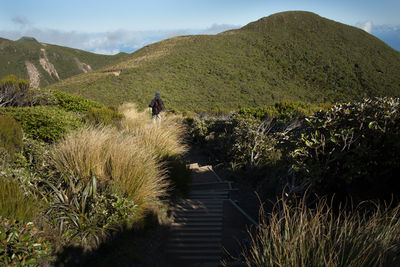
119, 104, 190, 196
119, 103, 188, 159
243, 196, 400, 267
0, 176, 40, 223
0, 115, 23, 163
50, 126, 168, 216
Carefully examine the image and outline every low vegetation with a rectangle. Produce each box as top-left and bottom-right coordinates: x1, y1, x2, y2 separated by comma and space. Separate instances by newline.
243, 195, 400, 267
287, 97, 400, 203
0, 217, 51, 266
0, 115, 23, 164
0, 176, 41, 223
0, 76, 189, 264
0, 106, 83, 143
188, 98, 400, 266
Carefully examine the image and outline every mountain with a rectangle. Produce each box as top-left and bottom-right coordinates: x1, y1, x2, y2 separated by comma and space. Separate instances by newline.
51, 11, 400, 111
0, 37, 128, 87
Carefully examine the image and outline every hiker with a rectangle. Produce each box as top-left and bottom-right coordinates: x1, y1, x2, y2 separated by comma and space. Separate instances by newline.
149, 92, 164, 122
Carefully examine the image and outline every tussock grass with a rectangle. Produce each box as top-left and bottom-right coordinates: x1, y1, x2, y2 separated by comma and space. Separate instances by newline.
119, 103, 188, 159
0, 176, 40, 222
51, 126, 168, 214
244, 196, 400, 267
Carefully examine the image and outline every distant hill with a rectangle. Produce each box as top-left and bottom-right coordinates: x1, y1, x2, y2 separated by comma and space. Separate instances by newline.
0, 37, 128, 87
51, 11, 400, 111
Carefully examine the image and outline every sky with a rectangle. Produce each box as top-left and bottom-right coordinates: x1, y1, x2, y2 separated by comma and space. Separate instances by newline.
1, 0, 399, 54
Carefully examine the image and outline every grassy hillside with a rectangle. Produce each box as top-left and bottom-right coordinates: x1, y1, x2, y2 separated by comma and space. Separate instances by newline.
0, 36, 128, 87
50, 11, 400, 112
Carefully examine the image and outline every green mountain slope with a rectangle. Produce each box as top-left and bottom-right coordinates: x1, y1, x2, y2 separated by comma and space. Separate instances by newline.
0, 36, 128, 87
50, 11, 400, 111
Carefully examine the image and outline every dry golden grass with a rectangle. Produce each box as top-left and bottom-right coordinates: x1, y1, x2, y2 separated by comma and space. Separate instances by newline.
119, 103, 188, 159
51, 104, 187, 217
243, 196, 400, 267
51, 126, 168, 214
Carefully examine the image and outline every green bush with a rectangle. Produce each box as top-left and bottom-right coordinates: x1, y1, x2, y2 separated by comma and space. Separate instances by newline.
84, 106, 124, 126
23, 138, 50, 173
0, 106, 83, 143
228, 116, 280, 168
0, 217, 50, 266
0, 115, 23, 162
289, 98, 400, 202
0, 75, 30, 107
51, 89, 102, 112
0, 176, 40, 223
238, 100, 330, 121
186, 114, 282, 169
26, 88, 58, 106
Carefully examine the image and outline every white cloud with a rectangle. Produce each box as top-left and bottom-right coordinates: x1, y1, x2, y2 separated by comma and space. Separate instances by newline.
201, 24, 240, 34
0, 21, 241, 55
356, 21, 373, 33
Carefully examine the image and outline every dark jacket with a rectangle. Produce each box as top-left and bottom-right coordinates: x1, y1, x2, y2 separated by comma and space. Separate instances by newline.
149, 93, 164, 115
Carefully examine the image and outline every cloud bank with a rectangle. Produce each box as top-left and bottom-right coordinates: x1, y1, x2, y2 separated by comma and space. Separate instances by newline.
0, 19, 240, 55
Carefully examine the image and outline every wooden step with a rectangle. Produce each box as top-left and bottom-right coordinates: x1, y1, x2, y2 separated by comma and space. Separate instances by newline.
170, 231, 222, 237
171, 227, 222, 232
174, 217, 223, 223
172, 221, 223, 227
167, 249, 221, 255
168, 237, 221, 243
167, 243, 220, 249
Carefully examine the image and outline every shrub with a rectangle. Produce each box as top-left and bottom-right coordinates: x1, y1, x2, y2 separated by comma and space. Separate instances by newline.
23, 138, 51, 173
243, 196, 400, 267
25, 88, 58, 106
0, 106, 83, 143
238, 100, 330, 121
0, 217, 50, 265
288, 98, 400, 202
228, 116, 280, 168
0, 115, 23, 162
51, 90, 102, 112
84, 106, 124, 127
185, 114, 282, 169
0, 75, 30, 107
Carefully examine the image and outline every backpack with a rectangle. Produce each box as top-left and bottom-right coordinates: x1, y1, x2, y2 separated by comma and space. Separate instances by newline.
153, 99, 163, 114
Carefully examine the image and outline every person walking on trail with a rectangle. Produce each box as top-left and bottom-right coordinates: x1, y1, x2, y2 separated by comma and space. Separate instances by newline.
149, 92, 164, 122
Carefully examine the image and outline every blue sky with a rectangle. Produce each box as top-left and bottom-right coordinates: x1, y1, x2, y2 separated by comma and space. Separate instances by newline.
1, 0, 399, 54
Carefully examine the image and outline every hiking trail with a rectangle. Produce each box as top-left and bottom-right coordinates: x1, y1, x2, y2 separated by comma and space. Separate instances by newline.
166, 161, 233, 266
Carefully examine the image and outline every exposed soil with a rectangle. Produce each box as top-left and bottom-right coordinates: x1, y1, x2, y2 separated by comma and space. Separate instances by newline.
25, 61, 40, 88
39, 48, 60, 80
74, 57, 93, 73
